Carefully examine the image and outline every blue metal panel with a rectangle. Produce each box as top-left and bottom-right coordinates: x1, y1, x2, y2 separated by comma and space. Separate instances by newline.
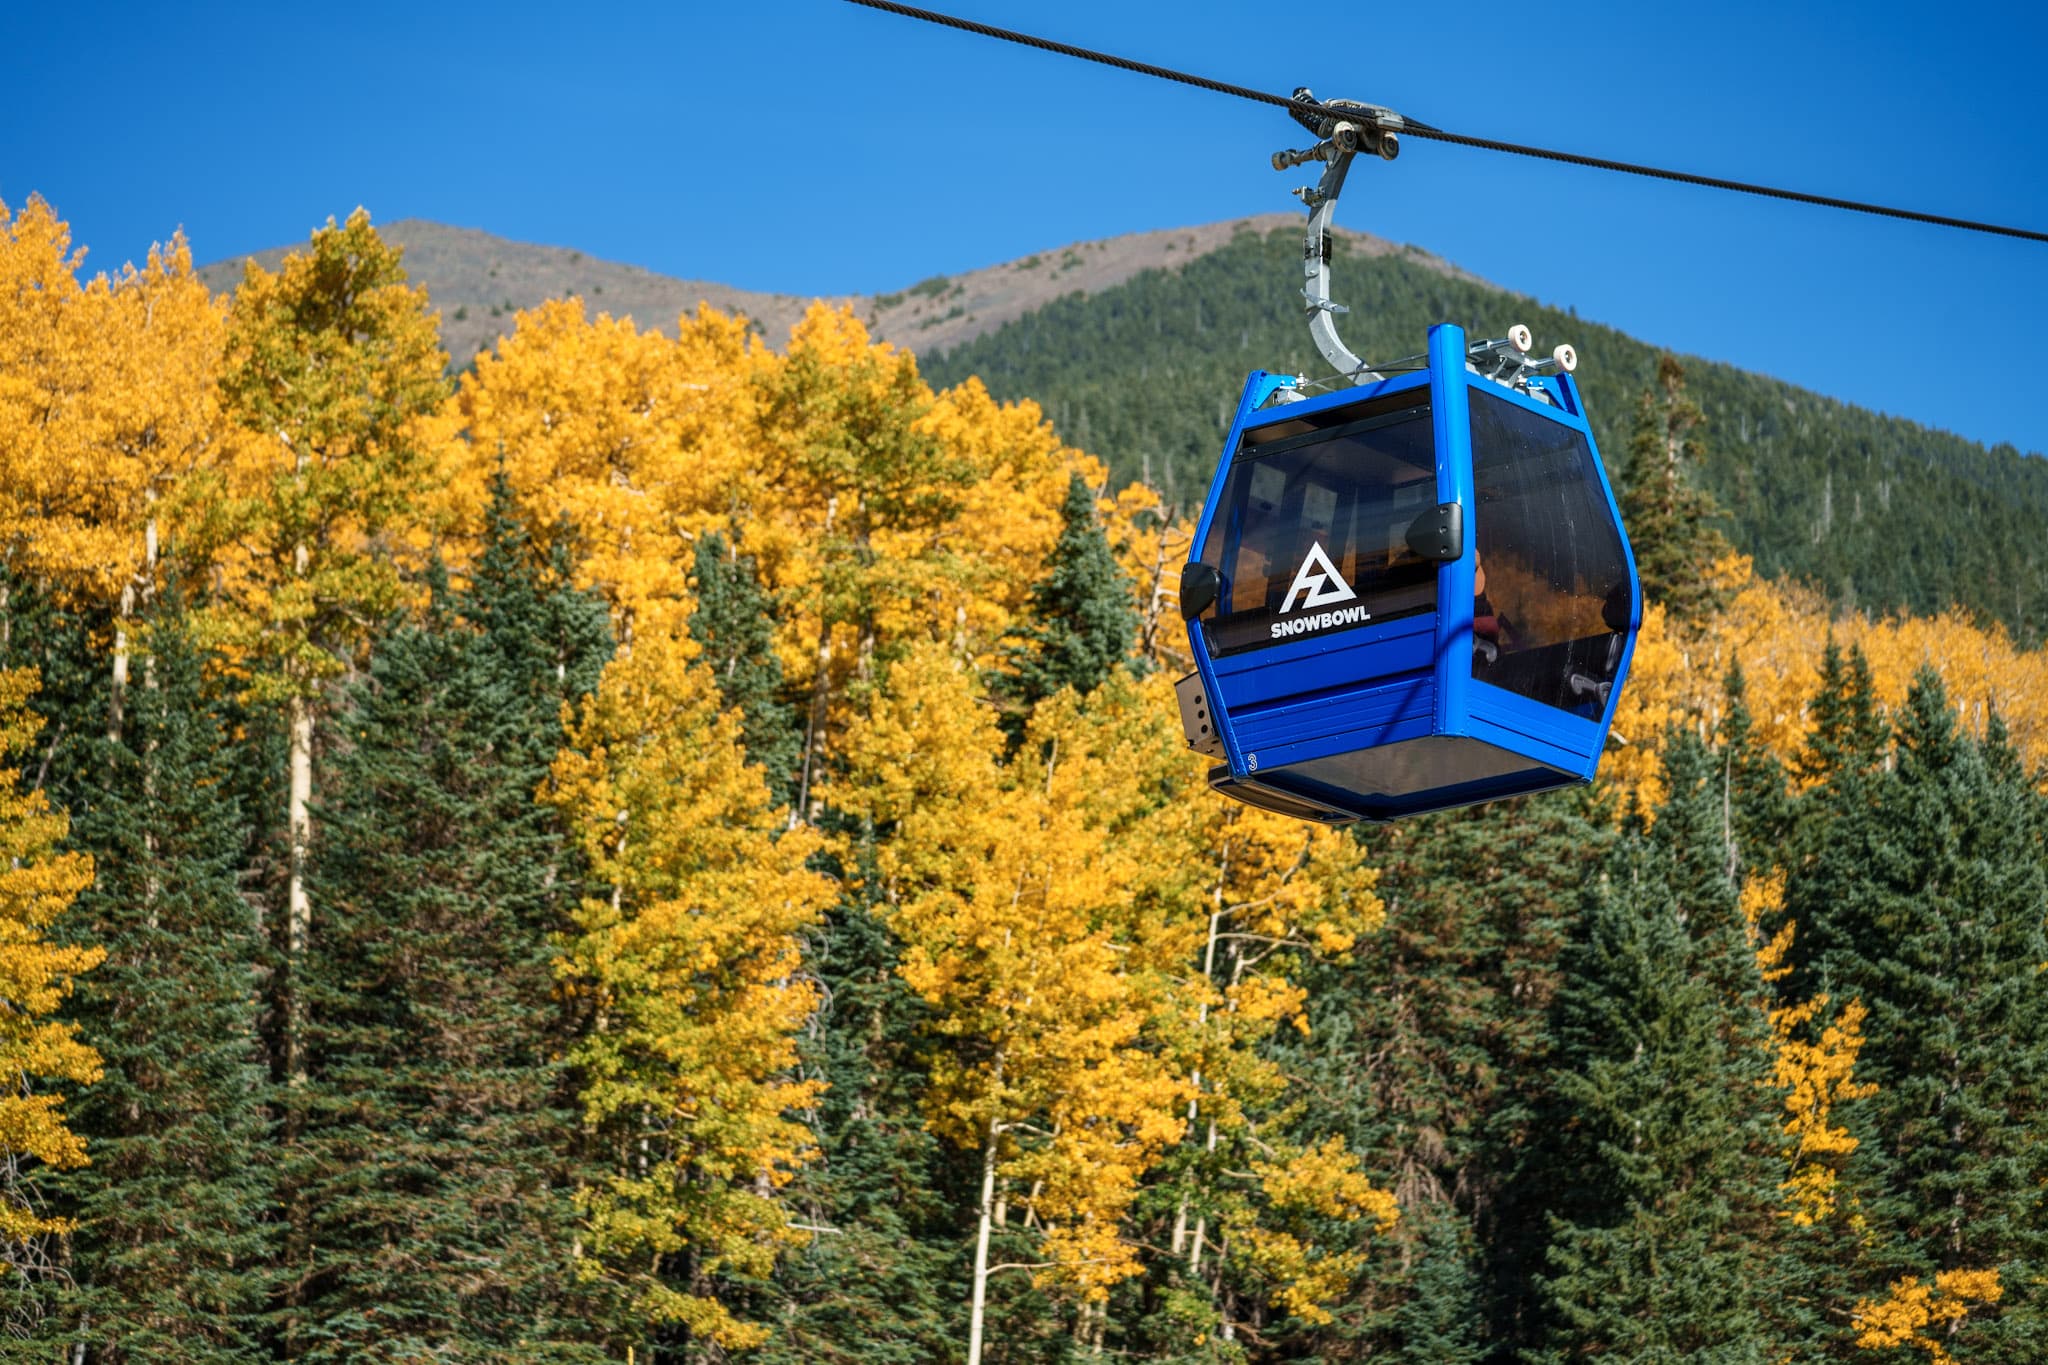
1206, 615, 1435, 706
1231, 673, 1436, 755
1467, 689, 1603, 780
1428, 325, 1476, 739
1248, 709, 1441, 775
1185, 372, 1286, 777
1468, 680, 1605, 760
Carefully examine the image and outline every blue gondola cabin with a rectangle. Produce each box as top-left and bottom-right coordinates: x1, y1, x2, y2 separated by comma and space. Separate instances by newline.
1176, 322, 1641, 823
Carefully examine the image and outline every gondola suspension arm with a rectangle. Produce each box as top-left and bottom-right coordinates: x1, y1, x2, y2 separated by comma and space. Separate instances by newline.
1277, 90, 1581, 395
1272, 89, 1403, 385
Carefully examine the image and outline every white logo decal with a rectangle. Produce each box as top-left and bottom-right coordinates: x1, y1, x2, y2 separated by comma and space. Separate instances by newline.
1279, 541, 1358, 614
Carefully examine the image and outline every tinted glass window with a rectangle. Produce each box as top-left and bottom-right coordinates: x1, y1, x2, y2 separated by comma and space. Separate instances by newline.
1468, 387, 1632, 715
1198, 393, 1437, 656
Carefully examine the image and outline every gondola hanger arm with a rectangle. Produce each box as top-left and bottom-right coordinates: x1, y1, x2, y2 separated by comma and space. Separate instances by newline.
1278, 88, 1396, 386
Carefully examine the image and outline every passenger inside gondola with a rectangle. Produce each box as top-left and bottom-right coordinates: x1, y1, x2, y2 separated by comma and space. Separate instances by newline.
1468, 389, 1630, 718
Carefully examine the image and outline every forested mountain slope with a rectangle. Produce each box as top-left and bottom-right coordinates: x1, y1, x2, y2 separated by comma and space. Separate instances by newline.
924, 225, 2048, 643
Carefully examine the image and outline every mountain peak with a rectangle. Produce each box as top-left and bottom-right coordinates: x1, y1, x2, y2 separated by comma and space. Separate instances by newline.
196, 214, 1486, 363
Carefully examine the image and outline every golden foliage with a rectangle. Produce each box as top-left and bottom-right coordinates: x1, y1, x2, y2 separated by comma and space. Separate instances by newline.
1232, 1136, 1400, 1324
453, 299, 739, 626
1175, 796, 1393, 1321
1605, 554, 2048, 812
202, 208, 449, 698
0, 200, 227, 606
546, 611, 834, 1345
1770, 991, 1876, 1226
840, 650, 1201, 1298
0, 669, 105, 1243
1853, 1269, 2003, 1364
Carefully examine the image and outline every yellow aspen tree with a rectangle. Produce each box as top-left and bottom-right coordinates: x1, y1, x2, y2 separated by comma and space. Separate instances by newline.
0, 669, 105, 1246
1166, 791, 1395, 1331
204, 208, 447, 1081
59, 239, 227, 739
1853, 1269, 2004, 1365
545, 607, 833, 1351
81, 238, 228, 739
902, 376, 1080, 658
0, 202, 230, 739
1744, 870, 1879, 1227
838, 648, 1203, 1364
451, 299, 722, 628
0, 197, 91, 620
761, 308, 969, 824
1770, 992, 1877, 1225
755, 308, 1124, 827
1105, 481, 1195, 673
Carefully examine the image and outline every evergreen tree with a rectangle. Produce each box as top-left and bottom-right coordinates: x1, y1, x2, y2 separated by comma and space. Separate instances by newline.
287, 511, 616, 1360
1249, 794, 1609, 1361
1785, 670, 2048, 1358
1526, 736, 1789, 1360
46, 619, 275, 1362
747, 881, 961, 1364
691, 530, 802, 807
1616, 355, 1735, 623
998, 473, 1135, 715
1793, 640, 1888, 788
467, 477, 614, 717
1389, 1204, 1485, 1365
1714, 659, 1791, 881
0, 571, 105, 811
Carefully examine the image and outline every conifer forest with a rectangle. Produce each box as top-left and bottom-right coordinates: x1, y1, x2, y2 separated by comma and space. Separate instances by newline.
1, 198, 2044, 1363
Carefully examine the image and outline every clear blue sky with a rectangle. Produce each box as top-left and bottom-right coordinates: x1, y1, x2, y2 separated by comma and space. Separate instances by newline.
6, 0, 2046, 456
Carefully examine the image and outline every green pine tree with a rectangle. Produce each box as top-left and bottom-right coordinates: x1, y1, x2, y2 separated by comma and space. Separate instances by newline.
1526, 735, 1789, 1360
37, 616, 277, 1362
1389, 1204, 1485, 1365
1618, 355, 1735, 623
999, 473, 1135, 717
1243, 794, 1609, 1361
691, 529, 802, 808
744, 837, 961, 1362
1784, 670, 2048, 1358
468, 474, 614, 716
1793, 640, 1888, 788
1714, 658, 1791, 881
287, 508, 617, 1360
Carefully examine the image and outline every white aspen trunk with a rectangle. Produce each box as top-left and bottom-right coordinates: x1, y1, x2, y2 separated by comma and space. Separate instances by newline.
1175, 844, 1232, 1257
106, 499, 161, 747
286, 690, 314, 1084
967, 1123, 1000, 1365
287, 497, 313, 1084
793, 495, 838, 829
108, 583, 133, 743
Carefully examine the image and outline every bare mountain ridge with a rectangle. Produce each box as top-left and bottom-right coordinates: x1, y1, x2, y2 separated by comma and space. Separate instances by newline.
195, 214, 1487, 361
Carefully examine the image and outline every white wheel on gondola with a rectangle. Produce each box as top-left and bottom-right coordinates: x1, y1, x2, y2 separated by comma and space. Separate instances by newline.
1552, 342, 1578, 372
1507, 323, 1533, 352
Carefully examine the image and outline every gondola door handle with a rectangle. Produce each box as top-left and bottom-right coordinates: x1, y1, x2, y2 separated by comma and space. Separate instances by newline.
1404, 502, 1464, 562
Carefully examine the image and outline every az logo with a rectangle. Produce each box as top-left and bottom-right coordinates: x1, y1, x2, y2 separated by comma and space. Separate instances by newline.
1280, 541, 1357, 614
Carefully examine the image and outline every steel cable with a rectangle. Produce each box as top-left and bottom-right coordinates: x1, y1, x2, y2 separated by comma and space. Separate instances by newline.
844, 0, 2048, 246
